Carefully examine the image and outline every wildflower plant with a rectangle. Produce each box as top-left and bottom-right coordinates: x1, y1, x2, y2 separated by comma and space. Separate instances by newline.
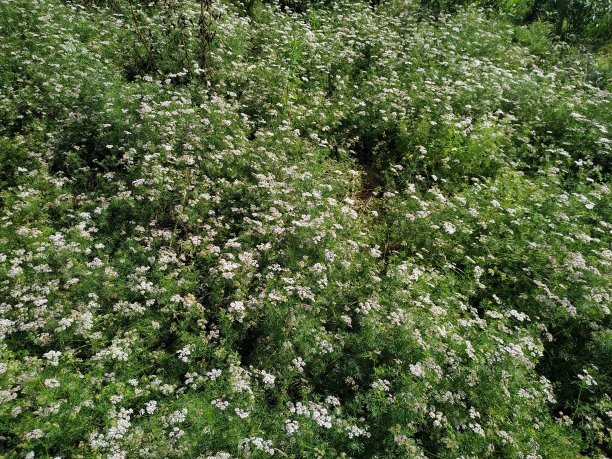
0, 0, 610, 457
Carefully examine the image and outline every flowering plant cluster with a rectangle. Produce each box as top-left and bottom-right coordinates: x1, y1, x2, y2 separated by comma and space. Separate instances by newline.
0, 0, 610, 457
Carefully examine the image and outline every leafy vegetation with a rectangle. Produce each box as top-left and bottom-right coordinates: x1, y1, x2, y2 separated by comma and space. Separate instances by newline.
0, 0, 610, 457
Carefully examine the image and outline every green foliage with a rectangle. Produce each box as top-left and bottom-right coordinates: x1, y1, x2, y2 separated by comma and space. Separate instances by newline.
419, 0, 611, 46
512, 19, 554, 54
0, 0, 610, 457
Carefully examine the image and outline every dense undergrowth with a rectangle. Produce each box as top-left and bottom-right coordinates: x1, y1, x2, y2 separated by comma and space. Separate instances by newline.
0, 0, 610, 457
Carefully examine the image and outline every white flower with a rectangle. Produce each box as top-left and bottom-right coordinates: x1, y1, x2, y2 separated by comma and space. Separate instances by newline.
347, 425, 367, 438
211, 399, 229, 411
470, 422, 485, 436
206, 453, 231, 459
285, 419, 299, 436
261, 370, 276, 387
25, 429, 44, 440
44, 378, 60, 389
318, 339, 334, 354
409, 363, 424, 378
206, 369, 222, 380
228, 300, 246, 322
177, 346, 192, 363
443, 221, 456, 234
372, 379, 391, 392
292, 357, 306, 373
145, 400, 158, 415
43, 350, 61, 366
164, 408, 187, 427
578, 369, 597, 387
